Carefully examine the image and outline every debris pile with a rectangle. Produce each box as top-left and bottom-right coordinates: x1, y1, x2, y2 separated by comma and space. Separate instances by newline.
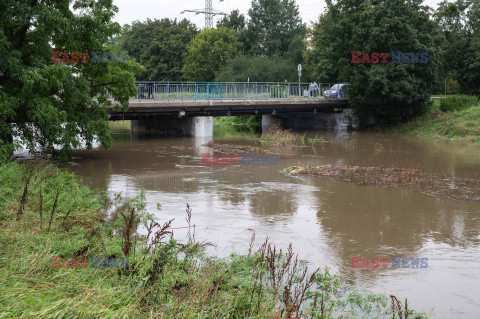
284, 165, 480, 201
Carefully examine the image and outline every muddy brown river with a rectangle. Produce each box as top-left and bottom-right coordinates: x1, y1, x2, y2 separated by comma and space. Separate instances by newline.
66, 130, 480, 318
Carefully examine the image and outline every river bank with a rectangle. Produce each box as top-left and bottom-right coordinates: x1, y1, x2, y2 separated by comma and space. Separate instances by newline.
0, 160, 431, 318
395, 97, 480, 143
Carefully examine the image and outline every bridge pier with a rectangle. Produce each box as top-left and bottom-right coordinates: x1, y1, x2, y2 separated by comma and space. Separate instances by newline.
131, 116, 213, 138
261, 115, 283, 133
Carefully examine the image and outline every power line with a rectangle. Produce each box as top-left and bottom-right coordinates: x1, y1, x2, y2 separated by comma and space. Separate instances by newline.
181, 0, 227, 29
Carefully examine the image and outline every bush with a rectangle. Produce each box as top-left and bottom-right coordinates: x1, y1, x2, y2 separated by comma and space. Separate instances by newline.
439, 95, 479, 112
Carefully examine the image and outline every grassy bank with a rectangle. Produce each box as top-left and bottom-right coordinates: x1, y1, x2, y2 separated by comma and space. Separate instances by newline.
214, 116, 260, 139
396, 96, 480, 143
0, 160, 431, 318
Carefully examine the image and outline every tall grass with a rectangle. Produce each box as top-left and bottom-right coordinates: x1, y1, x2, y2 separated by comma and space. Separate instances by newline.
439, 95, 479, 112
397, 99, 480, 143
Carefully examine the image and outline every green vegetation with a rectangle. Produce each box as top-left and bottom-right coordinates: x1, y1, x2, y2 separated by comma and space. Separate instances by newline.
121, 19, 198, 81
217, 0, 306, 64
307, 136, 330, 146
245, 0, 306, 63
0, 160, 431, 318
214, 115, 261, 127
214, 125, 259, 139
0, 0, 142, 161
215, 55, 299, 82
439, 95, 480, 112
434, 0, 480, 96
213, 116, 260, 138
182, 27, 242, 82
396, 98, 480, 143
306, 0, 441, 127
109, 121, 132, 141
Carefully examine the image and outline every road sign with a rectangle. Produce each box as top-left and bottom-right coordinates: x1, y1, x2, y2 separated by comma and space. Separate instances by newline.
298, 64, 302, 77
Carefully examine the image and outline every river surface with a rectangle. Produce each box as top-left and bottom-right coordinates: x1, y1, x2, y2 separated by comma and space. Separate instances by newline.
65, 128, 480, 318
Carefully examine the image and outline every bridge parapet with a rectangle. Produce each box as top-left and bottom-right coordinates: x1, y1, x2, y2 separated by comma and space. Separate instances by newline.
112, 81, 339, 101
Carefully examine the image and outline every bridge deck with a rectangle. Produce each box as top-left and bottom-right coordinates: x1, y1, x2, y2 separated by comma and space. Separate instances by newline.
108, 98, 349, 120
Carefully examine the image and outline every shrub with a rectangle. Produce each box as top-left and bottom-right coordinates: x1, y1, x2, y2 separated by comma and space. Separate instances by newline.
439, 95, 479, 112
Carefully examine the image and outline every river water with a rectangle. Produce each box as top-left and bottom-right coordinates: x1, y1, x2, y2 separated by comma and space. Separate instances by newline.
66, 128, 480, 318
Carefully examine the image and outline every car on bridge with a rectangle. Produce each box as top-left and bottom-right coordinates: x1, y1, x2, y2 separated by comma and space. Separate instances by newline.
323, 83, 348, 99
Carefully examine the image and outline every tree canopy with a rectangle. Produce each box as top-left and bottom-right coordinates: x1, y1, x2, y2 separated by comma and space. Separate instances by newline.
434, 0, 480, 96
217, 10, 247, 34
215, 55, 298, 82
306, 0, 441, 126
182, 27, 242, 82
246, 0, 306, 63
121, 18, 198, 81
0, 0, 142, 160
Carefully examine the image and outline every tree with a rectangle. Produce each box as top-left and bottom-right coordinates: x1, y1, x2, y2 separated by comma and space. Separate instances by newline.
306, 0, 441, 126
435, 0, 480, 95
121, 18, 198, 81
0, 0, 142, 161
217, 10, 250, 52
246, 0, 306, 63
217, 10, 247, 33
182, 27, 242, 81
215, 55, 298, 82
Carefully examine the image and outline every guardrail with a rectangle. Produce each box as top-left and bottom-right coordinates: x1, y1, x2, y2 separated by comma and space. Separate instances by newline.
127, 82, 334, 101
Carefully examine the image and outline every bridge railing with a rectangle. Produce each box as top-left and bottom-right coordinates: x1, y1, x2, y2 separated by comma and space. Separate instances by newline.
126, 82, 333, 101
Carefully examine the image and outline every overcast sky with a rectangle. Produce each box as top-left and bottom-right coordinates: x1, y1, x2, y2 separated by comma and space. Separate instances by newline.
112, 0, 443, 29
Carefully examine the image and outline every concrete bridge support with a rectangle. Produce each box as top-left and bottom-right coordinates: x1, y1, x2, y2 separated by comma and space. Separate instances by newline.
131, 116, 213, 138
261, 115, 282, 133
262, 109, 358, 132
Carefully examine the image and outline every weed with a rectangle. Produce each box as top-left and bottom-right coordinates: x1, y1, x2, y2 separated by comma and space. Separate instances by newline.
120, 208, 136, 256
15, 168, 32, 221
47, 188, 60, 232
439, 95, 479, 112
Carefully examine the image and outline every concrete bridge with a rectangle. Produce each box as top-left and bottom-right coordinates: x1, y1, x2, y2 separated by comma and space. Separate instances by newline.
107, 82, 354, 137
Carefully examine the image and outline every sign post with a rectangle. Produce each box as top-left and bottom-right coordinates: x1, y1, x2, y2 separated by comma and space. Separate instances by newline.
298, 64, 302, 97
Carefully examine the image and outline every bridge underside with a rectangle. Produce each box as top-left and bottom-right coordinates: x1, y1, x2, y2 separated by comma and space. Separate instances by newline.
109, 99, 354, 138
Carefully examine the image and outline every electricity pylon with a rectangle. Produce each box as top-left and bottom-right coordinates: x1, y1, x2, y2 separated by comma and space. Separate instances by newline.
181, 0, 227, 29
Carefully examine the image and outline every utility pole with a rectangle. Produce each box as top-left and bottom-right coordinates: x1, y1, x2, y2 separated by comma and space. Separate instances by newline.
181, 0, 227, 29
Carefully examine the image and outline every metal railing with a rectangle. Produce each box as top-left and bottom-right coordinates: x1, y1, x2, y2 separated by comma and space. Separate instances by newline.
124, 81, 334, 101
